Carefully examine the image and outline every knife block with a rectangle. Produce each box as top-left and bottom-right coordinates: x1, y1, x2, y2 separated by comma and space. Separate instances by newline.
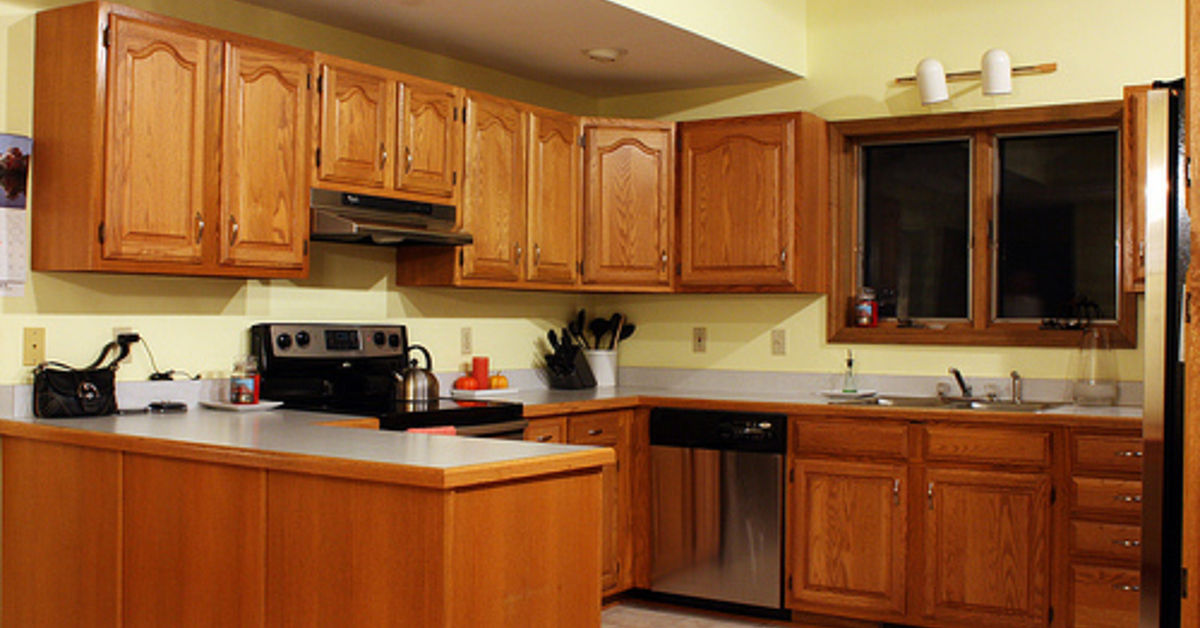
547, 350, 597, 389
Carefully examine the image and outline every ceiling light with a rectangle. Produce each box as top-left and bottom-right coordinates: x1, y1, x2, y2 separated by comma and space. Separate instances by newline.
583, 48, 626, 63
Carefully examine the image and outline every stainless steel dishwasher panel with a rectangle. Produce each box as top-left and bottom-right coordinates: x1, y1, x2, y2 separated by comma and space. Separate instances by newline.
650, 446, 783, 608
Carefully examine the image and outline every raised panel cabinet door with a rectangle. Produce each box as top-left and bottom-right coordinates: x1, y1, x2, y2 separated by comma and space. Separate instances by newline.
789, 459, 906, 617
317, 62, 388, 187
568, 410, 633, 594
526, 109, 579, 284
1121, 85, 1149, 294
220, 42, 310, 269
461, 92, 526, 281
396, 79, 461, 199
583, 122, 674, 286
104, 15, 208, 264
922, 467, 1051, 628
680, 117, 795, 286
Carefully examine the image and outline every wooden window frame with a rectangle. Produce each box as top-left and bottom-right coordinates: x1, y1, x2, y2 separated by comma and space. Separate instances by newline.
828, 101, 1136, 348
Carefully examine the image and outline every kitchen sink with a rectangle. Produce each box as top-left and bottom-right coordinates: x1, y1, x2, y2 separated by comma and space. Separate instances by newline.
833, 394, 1062, 413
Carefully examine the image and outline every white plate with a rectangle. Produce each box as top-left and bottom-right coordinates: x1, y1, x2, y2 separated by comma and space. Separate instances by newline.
450, 387, 520, 399
818, 389, 877, 399
199, 400, 284, 412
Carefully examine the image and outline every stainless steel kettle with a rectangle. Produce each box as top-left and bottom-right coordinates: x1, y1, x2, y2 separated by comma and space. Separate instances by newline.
398, 344, 439, 402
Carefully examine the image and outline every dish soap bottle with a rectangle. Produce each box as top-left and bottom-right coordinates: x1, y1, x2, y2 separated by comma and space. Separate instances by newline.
841, 350, 857, 393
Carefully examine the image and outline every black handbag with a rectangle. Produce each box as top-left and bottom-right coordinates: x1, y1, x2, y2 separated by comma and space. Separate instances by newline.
32, 340, 131, 418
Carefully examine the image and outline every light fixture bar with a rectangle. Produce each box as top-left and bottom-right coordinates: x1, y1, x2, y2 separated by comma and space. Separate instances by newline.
894, 62, 1057, 85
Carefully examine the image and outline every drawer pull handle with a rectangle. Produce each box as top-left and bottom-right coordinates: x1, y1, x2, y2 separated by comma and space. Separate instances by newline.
536, 435, 552, 442
1115, 450, 1143, 458
1115, 494, 1143, 503
1114, 584, 1141, 592
1113, 539, 1141, 548
892, 478, 901, 506
587, 428, 603, 436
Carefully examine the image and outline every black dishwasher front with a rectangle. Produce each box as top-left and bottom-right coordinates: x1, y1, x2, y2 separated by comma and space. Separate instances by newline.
648, 407, 787, 614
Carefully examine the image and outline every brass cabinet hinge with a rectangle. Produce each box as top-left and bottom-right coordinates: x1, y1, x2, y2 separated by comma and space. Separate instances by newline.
306, 73, 311, 90
101, 25, 110, 48
787, 574, 793, 591
1183, 567, 1190, 599
452, 171, 457, 186
578, 134, 586, 148
1048, 606, 1054, 624
303, 239, 308, 256
315, 148, 321, 168
316, 75, 322, 94
788, 467, 794, 483
459, 248, 464, 267
1050, 486, 1056, 504
98, 221, 105, 244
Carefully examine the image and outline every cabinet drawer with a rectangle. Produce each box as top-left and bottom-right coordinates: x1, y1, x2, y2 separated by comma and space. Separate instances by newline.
1073, 434, 1143, 475
1071, 520, 1142, 563
1071, 477, 1142, 517
568, 412, 621, 445
1071, 565, 1140, 628
924, 426, 1051, 467
792, 418, 908, 459
525, 419, 565, 443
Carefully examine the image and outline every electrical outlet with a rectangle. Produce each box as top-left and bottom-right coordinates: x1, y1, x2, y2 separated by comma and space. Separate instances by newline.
770, 329, 786, 356
460, 327, 473, 355
113, 327, 138, 362
692, 327, 707, 353
22, 327, 45, 366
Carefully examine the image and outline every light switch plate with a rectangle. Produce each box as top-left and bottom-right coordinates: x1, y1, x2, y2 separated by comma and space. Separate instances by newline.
771, 329, 786, 356
460, 327, 473, 355
23, 327, 45, 366
692, 327, 707, 353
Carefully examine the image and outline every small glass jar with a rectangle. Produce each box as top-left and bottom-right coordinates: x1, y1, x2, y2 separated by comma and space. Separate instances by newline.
230, 355, 260, 404
854, 288, 879, 327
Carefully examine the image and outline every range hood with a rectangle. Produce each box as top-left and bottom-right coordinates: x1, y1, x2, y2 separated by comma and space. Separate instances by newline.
309, 188, 473, 246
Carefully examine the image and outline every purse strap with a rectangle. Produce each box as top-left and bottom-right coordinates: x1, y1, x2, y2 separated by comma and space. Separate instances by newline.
34, 339, 130, 375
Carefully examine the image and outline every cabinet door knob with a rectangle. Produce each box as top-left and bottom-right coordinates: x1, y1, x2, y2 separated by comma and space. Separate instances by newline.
230, 217, 239, 244
892, 478, 901, 506
537, 434, 552, 442
380, 142, 388, 168
514, 242, 522, 262
660, 250, 668, 271
927, 482, 934, 510
780, 248, 787, 264
405, 146, 413, 173
587, 428, 603, 436
195, 212, 205, 244
534, 244, 541, 265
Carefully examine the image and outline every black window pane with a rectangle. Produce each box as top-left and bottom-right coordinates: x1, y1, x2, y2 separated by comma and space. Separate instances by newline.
862, 140, 971, 319
996, 131, 1117, 320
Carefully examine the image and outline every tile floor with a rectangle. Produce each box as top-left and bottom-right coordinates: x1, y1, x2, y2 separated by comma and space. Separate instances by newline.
601, 600, 790, 627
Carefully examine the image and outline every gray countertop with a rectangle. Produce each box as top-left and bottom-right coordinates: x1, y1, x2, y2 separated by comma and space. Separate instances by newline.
0, 406, 595, 471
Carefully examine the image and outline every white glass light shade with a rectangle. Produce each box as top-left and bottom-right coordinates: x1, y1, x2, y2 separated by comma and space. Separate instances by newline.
915, 58, 948, 105
981, 48, 1012, 95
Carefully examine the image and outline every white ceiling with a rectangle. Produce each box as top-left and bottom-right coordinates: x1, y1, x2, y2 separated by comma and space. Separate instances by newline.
238, 0, 799, 96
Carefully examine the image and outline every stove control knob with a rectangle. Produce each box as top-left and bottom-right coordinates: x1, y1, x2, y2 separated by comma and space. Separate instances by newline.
295, 331, 311, 347
276, 333, 293, 350
388, 333, 402, 348
373, 331, 387, 346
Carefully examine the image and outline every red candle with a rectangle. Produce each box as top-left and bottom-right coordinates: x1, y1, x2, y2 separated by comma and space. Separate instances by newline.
472, 356, 490, 389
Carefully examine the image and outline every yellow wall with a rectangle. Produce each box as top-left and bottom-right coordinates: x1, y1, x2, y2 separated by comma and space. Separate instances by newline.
0, 0, 1181, 384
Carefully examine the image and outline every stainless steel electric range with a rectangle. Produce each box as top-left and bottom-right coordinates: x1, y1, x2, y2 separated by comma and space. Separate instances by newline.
250, 323, 525, 437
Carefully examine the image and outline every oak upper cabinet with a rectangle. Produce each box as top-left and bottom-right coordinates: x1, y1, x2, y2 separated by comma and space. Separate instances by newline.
678, 113, 827, 291
790, 459, 907, 617
31, 3, 311, 278
1122, 84, 1149, 294
526, 108, 580, 285
396, 77, 463, 202
315, 57, 390, 188
460, 92, 527, 282
103, 14, 209, 265
581, 119, 675, 289
921, 467, 1052, 627
219, 42, 310, 269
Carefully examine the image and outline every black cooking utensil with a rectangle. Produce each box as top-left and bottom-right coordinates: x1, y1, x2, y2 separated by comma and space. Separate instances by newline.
617, 323, 636, 343
547, 329, 559, 351
588, 317, 610, 350
572, 309, 587, 347
606, 313, 622, 349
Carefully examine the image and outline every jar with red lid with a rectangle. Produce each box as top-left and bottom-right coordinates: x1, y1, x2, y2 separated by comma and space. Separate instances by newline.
854, 288, 879, 327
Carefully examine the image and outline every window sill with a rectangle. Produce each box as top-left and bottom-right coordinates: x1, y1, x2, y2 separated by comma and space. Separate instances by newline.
829, 322, 1135, 348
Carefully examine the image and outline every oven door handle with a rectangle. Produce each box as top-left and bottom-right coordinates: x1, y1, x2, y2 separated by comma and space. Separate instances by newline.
454, 419, 530, 438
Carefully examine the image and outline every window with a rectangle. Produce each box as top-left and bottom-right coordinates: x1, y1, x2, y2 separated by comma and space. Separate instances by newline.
829, 102, 1136, 347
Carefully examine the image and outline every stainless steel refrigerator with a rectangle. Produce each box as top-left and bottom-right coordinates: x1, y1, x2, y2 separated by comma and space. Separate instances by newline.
1141, 81, 1188, 628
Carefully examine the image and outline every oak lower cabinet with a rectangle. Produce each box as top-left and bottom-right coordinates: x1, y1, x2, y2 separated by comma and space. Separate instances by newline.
677, 112, 828, 291
581, 119, 675, 290
1067, 430, 1142, 627
787, 418, 1056, 628
921, 467, 1052, 627
525, 410, 634, 595
32, 2, 311, 277
789, 459, 907, 615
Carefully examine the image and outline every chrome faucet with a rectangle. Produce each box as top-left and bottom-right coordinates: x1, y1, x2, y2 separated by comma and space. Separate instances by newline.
948, 367, 973, 398
1011, 370, 1023, 404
